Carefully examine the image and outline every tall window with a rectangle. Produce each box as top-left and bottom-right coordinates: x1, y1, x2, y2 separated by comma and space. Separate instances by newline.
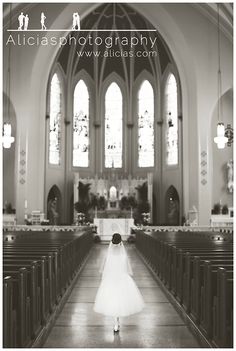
49, 73, 62, 165
105, 82, 123, 168
165, 74, 178, 165
138, 80, 154, 167
73, 80, 89, 167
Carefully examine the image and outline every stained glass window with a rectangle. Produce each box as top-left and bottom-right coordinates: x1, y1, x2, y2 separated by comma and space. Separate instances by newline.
73, 80, 89, 167
165, 74, 178, 165
49, 73, 62, 165
138, 80, 154, 167
105, 82, 123, 168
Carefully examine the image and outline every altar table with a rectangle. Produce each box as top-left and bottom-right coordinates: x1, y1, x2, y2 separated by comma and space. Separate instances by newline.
94, 218, 134, 241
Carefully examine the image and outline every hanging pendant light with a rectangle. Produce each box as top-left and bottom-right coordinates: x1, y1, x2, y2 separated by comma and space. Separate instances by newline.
213, 4, 228, 149
2, 123, 15, 148
2, 3, 15, 149
214, 122, 228, 149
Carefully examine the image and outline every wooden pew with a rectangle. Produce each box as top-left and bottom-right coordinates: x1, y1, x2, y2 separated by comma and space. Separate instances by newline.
3, 268, 30, 347
3, 259, 44, 334
134, 229, 233, 348
181, 253, 233, 311
189, 257, 233, 324
3, 276, 17, 347
3, 228, 94, 348
212, 267, 233, 347
170, 247, 232, 298
3, 253, 52, 317
197, 262, 233, 342
3, 247, 61, 299
139, 231, 232, 289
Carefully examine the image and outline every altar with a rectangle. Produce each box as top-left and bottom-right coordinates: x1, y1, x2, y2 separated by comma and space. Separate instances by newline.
73, 171, 153, 232
94, 218, 134, 241
73, 171, 153, 224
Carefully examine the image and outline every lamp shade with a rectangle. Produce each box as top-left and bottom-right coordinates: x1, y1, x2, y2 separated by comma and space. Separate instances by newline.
214, 122, 228, 149
2, 123, 15, 149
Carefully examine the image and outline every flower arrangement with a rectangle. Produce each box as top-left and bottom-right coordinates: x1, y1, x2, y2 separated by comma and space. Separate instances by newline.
76, 212, 86, 226
211, 203, 229, 215
142, 212, 150, 225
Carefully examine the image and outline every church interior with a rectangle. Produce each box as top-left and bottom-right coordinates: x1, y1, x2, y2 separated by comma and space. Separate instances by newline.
2, 2, 233, 349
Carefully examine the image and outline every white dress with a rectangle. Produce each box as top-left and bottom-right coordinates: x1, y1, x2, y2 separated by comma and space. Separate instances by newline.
94, 242, 145, 317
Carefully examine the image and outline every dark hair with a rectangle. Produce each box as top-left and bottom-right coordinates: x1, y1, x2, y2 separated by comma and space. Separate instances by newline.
112, 233, 122, 245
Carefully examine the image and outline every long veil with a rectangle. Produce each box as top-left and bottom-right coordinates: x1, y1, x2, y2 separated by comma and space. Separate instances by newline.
100, 241, 133, 278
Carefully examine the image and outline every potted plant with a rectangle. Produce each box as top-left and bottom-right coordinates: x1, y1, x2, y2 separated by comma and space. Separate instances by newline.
98, 196, 107, 210
222, 205, 229, 215
212, 203, 221, 214
5, 202, 15, 214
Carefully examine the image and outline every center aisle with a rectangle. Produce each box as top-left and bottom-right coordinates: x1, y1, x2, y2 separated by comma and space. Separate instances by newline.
43, 244, 201, 348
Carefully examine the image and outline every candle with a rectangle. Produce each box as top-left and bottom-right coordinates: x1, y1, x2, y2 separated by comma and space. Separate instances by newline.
95, 206, 97, 218
131, 207, 133, 218
24, 200, 27, 209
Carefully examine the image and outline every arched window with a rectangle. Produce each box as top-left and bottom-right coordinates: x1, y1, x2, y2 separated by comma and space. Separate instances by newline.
165, 73, 178, 165
49, 73, 62, 165
105, 82, 123, 168
138, 80, 154, 167
73, 79, 89, 167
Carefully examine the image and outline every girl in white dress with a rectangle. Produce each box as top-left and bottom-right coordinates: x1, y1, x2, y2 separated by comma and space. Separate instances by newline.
94, 233, 145, 332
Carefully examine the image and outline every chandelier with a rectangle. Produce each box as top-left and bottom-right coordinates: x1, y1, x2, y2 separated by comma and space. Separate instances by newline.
213, 4, 229, 150
2, 123, 15, 148
2, 4, 15, 149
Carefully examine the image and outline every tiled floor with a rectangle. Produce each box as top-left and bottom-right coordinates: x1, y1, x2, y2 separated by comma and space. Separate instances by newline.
43, 244, 201, 348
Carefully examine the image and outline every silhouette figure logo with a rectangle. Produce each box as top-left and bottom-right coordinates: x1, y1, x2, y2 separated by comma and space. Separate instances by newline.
16, 11, 82, 31
18, 12, 29, 30
72, 12, 80, 31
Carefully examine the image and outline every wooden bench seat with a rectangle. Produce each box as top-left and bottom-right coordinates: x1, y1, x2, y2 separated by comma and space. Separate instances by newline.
3, 268, 31, 347
177, 252, 233, 305
3, 276, 16, 347
212, 268, 233, 347
187, 258, 233, 322
4, 260, 43, 335
170, 248, 232, 297
3, 229, 94, 348
199, 263, 233, 340
3, 253, 54, 315
135, 229, 233, 348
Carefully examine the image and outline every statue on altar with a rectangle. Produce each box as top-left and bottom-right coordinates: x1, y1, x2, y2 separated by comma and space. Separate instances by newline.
108, 186, 118, 209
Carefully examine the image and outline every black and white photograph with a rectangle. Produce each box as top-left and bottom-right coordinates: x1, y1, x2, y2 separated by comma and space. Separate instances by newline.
2, 1, 233, 348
